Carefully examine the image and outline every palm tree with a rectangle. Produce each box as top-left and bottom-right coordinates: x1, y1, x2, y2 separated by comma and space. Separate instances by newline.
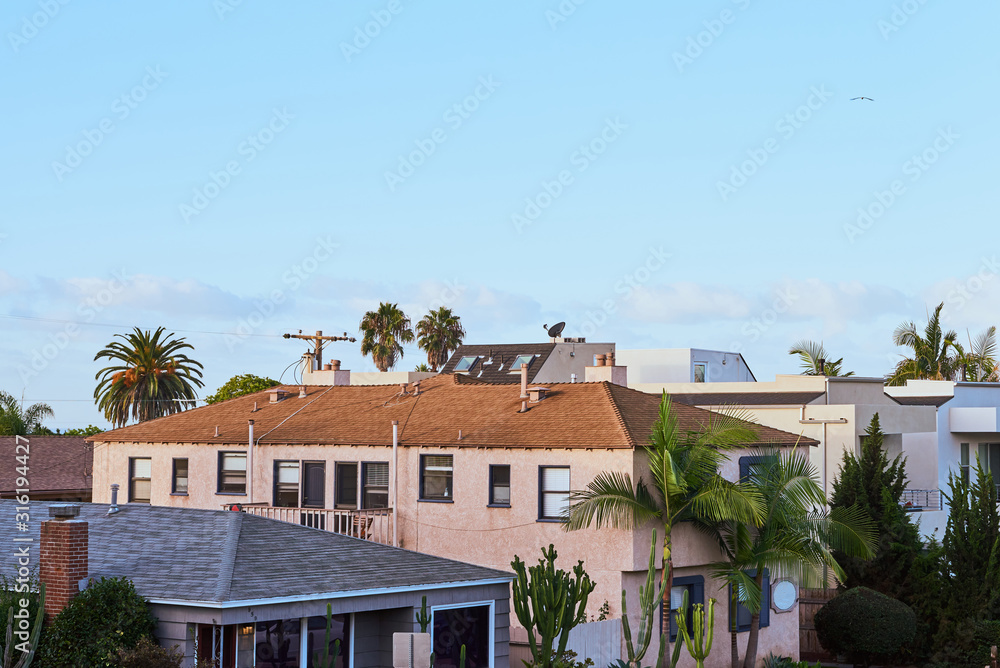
0, 391, 54, 435
359, 303, 414, 372
93, 327, 204, 428
886, 303, 962, 385
416, 307, 465, 371
788, 340, 853, 376
567, 394, 764, 664
957, 326, 999, 382
709, 449, 875, 668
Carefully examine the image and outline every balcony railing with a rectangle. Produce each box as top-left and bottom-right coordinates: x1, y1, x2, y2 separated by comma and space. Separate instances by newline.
900, 489, 942, 512
224, 504, 394, 545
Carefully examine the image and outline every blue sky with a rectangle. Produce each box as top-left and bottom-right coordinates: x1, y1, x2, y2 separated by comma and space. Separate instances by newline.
3, 1, 998, 429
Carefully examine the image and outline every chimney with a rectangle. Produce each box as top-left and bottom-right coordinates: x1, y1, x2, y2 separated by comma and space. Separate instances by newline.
520, 364, 529, 398
528, 387, 549, 402
585, 356, 628, 387
40, 504, 88, 622
330, 360, 341, 371
269, 389, 288, 404
323, 363, 333, 371
594, 354, 607, 367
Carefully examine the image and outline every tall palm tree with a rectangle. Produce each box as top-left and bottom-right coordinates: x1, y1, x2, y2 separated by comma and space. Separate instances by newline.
957, 326, 999, 382
93, 327, 204, 428
709, 449, 875, 668
886, 303, 962, 385
416, 307, 465, 371
567, 394, 764, 665
359, 303, 414, 372
0, 391, 54, 435
788, 340, 853, 376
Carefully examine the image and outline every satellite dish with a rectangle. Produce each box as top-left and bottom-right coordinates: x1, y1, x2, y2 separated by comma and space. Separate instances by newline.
545, 322, 566, 338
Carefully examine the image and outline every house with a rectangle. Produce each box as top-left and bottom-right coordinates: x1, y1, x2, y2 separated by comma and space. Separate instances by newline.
89, 361, 816, 667
0, 435, 92, 502
1, 499, 512, 668
616, 348, 756, 384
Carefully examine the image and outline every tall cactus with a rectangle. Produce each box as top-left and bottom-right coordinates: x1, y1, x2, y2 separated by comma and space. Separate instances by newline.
676, 590, 715, 668
2, 584, 44, 668
416, 595, 432, 633
312, 603, 342, 668
622, 530, 666, 668
511, 544, 596, 668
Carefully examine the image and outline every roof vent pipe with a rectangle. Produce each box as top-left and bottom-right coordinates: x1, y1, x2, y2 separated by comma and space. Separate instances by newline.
214, 426, 219, 437
595, 354, 607, 367
413, 382, 421, 396
108, 484, 120, 515
520, 400, 528, 413
323, 363, 333, 371
330, 360, 341, 371
299, 386, 307, 398
606, 351, 615, 366
400, 383, 408, 394
571, 373, 577, 383
818, 358, 826, 375
520, 364, 529, 398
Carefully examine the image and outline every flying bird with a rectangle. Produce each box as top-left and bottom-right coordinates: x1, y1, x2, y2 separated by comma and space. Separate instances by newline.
850, 97, 874, 101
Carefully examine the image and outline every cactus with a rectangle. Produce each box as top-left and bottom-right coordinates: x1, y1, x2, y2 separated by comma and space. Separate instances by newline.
675, 590, 715, 668
311, 603, 341, 668
2, 584, 44, 668
416, 595, 432, 633
459, 644, 466, 668
511, 544, 596, 668
622, 530, 667, 668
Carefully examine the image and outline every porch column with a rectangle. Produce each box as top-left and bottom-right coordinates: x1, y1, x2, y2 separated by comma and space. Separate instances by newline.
300, 617, 309, 668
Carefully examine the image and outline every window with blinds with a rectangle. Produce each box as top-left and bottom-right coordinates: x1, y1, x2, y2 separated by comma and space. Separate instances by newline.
362, 462, 389, 509
129, 457, 151, 503
420, 454, 453, 501
273, 460, 300, 507
489, 465, 511, 506
218, 452, 247, 494
172, 458, 188, 494
539, 466, 569, 520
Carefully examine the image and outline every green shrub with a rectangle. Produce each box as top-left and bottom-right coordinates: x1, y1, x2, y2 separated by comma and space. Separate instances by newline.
116, 636, 184, 668
36, 577, 156, 668
814, 587, 916, 667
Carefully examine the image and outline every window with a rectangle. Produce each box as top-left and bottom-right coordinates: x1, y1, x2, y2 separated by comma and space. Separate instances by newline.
489, 465, 511, 506
739, 455, 777, 482
274, 460, 300, 507
218, 452, 247, 494
171, 458, 188, 494
693, 363, 707, 383
362, 462, 389, 509
432, 604, 492, 668
335, 462, 358, 508
302, 462, 325, 508
129, 457, 151, 503
729, 570, 770, 632
255, 615, 350, 668
421, 455, 454, 501
662, 575, 704, 642
539, 466, 570, 520
454, 356, 479, 372
508, 355, 535, 373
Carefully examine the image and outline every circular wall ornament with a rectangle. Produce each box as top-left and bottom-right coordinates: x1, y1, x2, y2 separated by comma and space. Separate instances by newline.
771, 579, 797, 613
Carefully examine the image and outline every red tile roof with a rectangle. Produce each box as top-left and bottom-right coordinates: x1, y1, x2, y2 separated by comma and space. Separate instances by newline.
89, 375, 816, 449
0, 436, 92, 495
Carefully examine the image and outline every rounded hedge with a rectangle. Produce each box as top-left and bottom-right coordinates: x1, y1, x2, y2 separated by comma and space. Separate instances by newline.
814, 587, 916, 664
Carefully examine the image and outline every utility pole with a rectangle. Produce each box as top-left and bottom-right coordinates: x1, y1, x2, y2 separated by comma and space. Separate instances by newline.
283, 330, 356, 369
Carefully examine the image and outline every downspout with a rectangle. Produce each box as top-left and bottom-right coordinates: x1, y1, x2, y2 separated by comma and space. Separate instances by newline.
248, 420, 254, 505
392, 419, 399, 548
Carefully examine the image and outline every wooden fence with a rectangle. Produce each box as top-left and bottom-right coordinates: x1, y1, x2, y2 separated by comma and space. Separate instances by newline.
799, 587, 837, 662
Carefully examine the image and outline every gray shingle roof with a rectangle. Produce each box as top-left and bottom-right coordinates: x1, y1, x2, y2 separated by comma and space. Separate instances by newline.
0, 501, 511, 605
439, 344, 556, 384
669, 392, 826, 406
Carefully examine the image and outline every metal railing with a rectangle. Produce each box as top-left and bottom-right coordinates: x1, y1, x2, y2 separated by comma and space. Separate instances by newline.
223, 504, 394, 545
900, 489, 942, 511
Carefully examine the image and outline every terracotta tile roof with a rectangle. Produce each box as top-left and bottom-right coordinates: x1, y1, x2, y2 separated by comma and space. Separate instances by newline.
438, 344, 556, 384
0, 436, 92, 494
89, 376, 815, 449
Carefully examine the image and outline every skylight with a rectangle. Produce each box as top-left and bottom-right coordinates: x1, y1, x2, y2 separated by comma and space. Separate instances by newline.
508, 354, 535, 372
454, 356, 479, 372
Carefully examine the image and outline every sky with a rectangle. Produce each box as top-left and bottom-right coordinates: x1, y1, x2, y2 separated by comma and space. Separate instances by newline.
3, 1, 998, 430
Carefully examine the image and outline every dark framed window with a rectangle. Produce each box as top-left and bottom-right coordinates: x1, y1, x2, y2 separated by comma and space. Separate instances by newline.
362, 462, 389, 509
273, 460, 300, 507
489, 465, 511, 506
662, 575, 704, 642
538, 466, 569, 520
129, 457, 151, 503
421, 455, 454, 501
335, 462, 358, 509
729, 569, 770, 632
432, 605, 490, 668
218, 451, 247, 494
171, 458, 188, 494
738, 455, 777, 482
302, 461, 325, 508
693, 363, 707, 382
961, 442, 970, 483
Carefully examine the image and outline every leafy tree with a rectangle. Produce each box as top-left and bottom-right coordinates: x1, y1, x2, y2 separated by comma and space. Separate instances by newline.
957, 326, 999, 382
886, 303, 962, 385
567, 394, 763, 663
413, 363, 431, 372
788, 340, 853, 376
416, 307, 465, 371
61, 425, 103, 436
0, 391, 54, 436
204, 374, 280, 404
359, 303, 414, 372
93, 327, 204, 428
711, 449, 875, 668
37, 577, 156, 667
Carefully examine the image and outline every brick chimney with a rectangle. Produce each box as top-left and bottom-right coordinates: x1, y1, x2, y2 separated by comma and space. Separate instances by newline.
40, 504, 88, 622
